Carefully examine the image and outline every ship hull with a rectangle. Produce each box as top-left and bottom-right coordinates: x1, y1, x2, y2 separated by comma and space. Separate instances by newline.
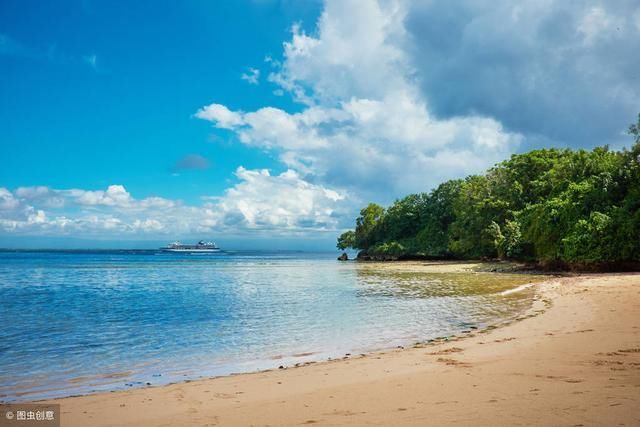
160, 248, 221, 253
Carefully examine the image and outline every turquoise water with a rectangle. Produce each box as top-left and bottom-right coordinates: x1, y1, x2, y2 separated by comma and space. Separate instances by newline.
0, 250, 537, 402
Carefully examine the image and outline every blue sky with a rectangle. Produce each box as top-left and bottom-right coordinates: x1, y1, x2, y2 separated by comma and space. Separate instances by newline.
1, 0, 639, 249
1, 0, 320, 202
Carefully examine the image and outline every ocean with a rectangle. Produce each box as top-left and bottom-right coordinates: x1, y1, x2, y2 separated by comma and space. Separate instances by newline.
0, 250, 539, 402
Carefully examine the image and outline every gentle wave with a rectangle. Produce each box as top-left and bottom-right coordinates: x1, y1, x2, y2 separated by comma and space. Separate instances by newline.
0, 251, 541, 402
501, 282, 536, 295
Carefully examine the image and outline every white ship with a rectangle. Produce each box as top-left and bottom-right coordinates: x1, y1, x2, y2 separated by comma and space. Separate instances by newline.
160, 240, 220, 253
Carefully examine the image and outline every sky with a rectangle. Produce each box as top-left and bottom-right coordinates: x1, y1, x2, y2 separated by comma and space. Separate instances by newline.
1, 0, 639, 249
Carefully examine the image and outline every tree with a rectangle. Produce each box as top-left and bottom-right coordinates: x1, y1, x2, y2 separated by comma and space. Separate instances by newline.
380, 193, 429, 242
488, 220, 523, 259
415, 180, 462, 257
562, 211, 613, 263
354, 203, 385, 251
339, 113, 640, 266
336, 230, 355, 251
448, 175, 509, 258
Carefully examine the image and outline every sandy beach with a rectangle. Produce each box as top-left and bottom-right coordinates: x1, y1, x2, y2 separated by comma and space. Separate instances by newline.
46, 270, 640, 426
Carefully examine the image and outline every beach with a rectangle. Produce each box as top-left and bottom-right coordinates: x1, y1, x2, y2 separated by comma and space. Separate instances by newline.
0, 254, 544, 402
45, 270, 640, 426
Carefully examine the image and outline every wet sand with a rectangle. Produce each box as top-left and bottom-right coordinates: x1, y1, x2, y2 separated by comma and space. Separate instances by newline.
46, 271, 640, 426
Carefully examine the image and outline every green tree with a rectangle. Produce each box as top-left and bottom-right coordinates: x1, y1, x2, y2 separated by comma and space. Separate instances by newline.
339, 114, 640, 267
448, 175, 510, 258
562, 211, 613, 263
415, 180, 462, 257
380, 193, 429, 242
488, 220, 523, 259
354, 203, 386, 251
336, 230, 356, 251
502, 219, 523, 258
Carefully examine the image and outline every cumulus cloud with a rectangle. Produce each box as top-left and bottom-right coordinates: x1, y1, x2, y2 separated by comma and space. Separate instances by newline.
211, 167, 346, 230
270, 3, 410, 104
5, 0, 637, 241
9, 185, 176, 212
241, 67, 260, 85
195, 104, 244, 128
0, 188, 20, 210
0, 169, 347, 237
404, 0, 640, 148
197, 0, 523, 202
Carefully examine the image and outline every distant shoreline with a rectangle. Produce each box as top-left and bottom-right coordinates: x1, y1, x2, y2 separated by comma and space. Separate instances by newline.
345, 252, 640, 273
0, 248, 329, 254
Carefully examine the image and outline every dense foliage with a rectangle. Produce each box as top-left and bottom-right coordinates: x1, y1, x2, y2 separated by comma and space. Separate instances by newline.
337, 115, 640, 267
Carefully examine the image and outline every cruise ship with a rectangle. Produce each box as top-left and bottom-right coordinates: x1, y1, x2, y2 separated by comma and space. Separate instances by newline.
160, 240, 220, 253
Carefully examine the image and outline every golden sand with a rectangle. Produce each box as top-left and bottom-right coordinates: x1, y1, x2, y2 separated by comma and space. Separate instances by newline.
46, 270, 640, 426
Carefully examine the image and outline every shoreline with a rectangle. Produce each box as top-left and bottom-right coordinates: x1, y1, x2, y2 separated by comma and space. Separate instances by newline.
347, 255, 640, 274
13, 266, 544, 404
28, 271, 543, 403
5, 260, 546, 404
42, 271, 640, 426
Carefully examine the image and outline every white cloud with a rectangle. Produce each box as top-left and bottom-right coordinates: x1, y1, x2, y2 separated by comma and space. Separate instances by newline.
212, 167, 346, 230
197, 0, 522, 201
131, 218, 163, 232
241, 67, 260, 85
272, 2, 410, 103
7, 0, 634, 242
577, 6, 622, 45
195, 104, 244, 128
198, 0, 637, 206
27, 209, 47, 225
0, 188, 20, 210
74, 185, 133, 207
0, 171, 348, 237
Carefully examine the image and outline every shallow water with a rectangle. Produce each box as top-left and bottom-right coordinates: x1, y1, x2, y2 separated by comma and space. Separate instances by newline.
0, 250, 544, 402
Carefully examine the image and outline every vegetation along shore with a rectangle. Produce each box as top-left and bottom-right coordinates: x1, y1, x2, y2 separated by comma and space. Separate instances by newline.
338, 115, 640, 271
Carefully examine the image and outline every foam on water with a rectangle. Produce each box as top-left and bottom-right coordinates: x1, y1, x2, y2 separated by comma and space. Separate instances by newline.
501, 282, 536, 295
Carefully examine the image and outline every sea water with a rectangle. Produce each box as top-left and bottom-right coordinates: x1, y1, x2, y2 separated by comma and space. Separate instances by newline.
0, 250, 542, 402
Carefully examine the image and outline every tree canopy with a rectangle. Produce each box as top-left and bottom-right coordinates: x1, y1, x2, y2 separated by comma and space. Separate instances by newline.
337, 115, 640, 268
